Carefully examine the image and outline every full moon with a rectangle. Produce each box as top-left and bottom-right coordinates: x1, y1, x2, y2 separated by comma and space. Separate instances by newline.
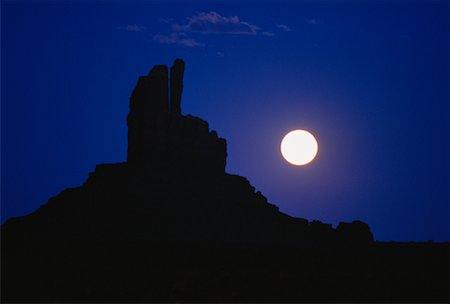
280, 130, 318, 166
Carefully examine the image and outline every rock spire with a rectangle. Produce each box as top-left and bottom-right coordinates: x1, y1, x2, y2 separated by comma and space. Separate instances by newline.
126, 59, 227, 174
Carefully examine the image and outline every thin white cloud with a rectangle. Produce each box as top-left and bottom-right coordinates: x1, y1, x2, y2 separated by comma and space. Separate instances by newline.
307, 19, 319, 25
173, 11, 260, 35
116, 24, 146, 32
153, 32, 204, 47
217, 51, 225, 57
276, 24, 292, 32
154, 12, 275, 48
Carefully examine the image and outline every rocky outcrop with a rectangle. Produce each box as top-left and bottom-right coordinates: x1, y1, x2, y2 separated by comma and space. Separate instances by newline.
170, 58, 184, 115
127, 59, 226, 174
336, 220, 374, 244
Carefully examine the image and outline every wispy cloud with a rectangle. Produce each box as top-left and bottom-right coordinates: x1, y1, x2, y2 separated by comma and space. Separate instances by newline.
276, 24, 292, 32
307, 19, 319, 25
262, 31, 275, 37
153, 32, 204, 47
154, 12, 277, 48
173, 11, 260, 35
217, 51, 225, 57
116, 24, 146, 32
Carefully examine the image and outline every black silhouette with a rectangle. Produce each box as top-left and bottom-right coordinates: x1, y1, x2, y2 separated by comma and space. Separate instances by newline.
1, 60, 448, 303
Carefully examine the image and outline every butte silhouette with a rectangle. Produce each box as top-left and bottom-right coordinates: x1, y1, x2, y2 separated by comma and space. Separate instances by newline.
2, 60, 448, 303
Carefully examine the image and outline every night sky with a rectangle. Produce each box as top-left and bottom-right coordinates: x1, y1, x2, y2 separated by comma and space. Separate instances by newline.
2, 0, 448, 242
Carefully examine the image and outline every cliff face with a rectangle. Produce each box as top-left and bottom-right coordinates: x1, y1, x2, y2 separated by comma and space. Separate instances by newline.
127, 59, 226, 175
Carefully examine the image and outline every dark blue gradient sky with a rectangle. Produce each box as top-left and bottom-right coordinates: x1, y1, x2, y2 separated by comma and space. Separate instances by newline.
2, 0, 448, 241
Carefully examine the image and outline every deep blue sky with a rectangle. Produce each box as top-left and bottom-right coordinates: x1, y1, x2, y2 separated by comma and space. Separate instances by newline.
2, 0, 448, 241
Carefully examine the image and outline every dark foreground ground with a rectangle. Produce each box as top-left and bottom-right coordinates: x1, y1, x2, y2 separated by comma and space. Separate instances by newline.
2, 240, 448, 303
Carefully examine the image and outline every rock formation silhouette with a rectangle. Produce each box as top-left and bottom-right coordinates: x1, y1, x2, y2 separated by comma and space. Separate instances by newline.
1, 59, 448, 303
170, 58, 184, 115
127, 60, 226, 175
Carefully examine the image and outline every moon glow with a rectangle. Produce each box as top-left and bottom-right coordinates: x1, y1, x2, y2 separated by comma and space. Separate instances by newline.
280, 130, 318, 166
